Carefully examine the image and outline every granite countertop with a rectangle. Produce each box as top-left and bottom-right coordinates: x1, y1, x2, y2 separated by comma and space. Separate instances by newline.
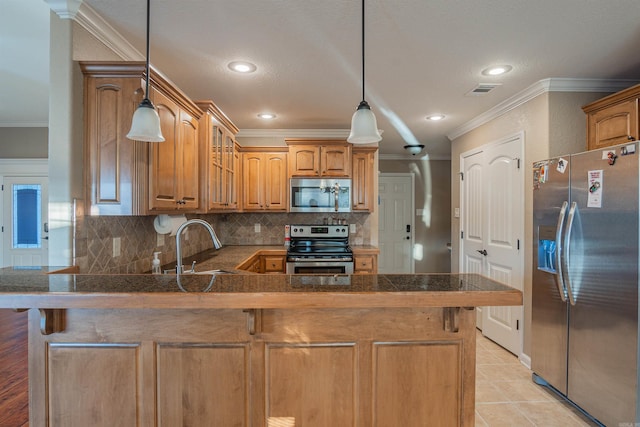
0, 265, 522, 310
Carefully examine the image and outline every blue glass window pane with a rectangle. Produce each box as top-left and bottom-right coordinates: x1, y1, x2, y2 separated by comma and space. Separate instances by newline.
13, 184, 41, 249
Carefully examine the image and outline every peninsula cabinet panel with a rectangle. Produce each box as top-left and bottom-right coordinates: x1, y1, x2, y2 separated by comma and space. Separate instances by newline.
157, 344, 250, 426
47, 343, 140, 427
265, 343, 357, 426
373, 341, 461, 426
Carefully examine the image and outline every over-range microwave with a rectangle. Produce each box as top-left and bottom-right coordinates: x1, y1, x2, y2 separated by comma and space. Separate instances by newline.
290, 178, 351, 213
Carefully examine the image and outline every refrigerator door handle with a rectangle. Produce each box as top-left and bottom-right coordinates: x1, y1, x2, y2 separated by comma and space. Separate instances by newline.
562, 201, 577, 306
554, 201, 569, 302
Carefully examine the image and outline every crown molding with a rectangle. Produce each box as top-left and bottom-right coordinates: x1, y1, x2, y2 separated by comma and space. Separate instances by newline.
45, 0, 82, 19
447, 78, 640, 141
74, 2, 143, 61
236, 129, 350, 139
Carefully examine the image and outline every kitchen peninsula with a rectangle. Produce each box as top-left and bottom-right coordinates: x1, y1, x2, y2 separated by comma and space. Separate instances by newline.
0, 268, 520, 427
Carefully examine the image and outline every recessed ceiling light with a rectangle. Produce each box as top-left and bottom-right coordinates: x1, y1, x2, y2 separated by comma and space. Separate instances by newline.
482, 65, 513, 76
257, 113, 276, 119
426, 114, 445, 121
228, 61, 257, 73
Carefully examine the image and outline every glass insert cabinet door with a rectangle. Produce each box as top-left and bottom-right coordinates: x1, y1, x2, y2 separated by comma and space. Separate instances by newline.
2, 176, 49, 267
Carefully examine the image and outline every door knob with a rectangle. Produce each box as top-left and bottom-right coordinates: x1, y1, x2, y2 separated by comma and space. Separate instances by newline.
477, 249, 488, 256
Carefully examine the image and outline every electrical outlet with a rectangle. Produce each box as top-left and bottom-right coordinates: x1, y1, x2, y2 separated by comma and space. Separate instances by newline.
156, 233, 164, 247
255, 223, 261, 233
113, 237, 121, 257
350, 223, 356, 234
454, 207, 460, 218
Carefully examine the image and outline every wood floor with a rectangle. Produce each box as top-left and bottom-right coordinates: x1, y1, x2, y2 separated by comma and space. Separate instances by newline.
0, 309, 29, 427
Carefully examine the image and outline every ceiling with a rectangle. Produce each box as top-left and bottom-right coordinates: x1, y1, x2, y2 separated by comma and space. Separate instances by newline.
4, 0, 640, 157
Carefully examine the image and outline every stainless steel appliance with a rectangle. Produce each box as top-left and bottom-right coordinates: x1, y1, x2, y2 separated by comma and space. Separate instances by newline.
286, 225, 354, 274
290, 178, 351, 213
532, 142, 639, 426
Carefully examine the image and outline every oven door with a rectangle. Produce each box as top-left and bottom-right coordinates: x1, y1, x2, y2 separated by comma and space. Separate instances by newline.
286, 260, 354, 274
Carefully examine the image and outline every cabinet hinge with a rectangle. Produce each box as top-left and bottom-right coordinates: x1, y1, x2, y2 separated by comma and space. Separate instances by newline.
516, 158, 521, 169
459, 172, 464, 181
517, 239, 520, 250
516, 319, 520, 330
1, 184, 3, 191
461, 231, 464, 239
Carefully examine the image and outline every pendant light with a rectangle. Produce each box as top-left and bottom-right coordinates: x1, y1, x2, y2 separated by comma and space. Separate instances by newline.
347, 0, 382, 144
126, 0, 164, 142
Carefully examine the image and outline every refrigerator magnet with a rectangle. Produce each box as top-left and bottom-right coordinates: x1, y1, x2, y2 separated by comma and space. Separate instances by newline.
556, 158, 568, 174
587, 170, 603, 208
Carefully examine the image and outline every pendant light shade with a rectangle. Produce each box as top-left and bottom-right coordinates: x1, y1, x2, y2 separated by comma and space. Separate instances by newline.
347, 0, 381, 144
126, 0, 164, 142
348, 100, 381, 144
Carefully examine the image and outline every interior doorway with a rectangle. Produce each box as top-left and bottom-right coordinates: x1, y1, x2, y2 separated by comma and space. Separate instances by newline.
378, 173, 414, 273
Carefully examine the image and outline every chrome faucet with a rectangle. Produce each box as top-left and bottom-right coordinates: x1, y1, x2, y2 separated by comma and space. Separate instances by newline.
175, 219, 222, 274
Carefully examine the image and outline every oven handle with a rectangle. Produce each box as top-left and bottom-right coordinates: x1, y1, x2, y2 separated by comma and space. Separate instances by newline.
287, 257, 354, 262
334, 182, 340, 212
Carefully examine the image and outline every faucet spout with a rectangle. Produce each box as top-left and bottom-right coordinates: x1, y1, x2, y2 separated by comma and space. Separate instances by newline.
175, 219, 222, 274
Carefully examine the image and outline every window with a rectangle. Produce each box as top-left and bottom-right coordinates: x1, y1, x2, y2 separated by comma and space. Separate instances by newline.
12, 184, 41, 249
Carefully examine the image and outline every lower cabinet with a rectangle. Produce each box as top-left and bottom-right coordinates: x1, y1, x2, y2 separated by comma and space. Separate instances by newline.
29, 307, 475, 426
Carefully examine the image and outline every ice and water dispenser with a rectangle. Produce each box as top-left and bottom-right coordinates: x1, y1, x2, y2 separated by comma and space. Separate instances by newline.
537, 225, 557, 273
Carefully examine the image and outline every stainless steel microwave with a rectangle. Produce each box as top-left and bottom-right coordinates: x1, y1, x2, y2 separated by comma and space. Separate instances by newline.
290, 178, 351, 213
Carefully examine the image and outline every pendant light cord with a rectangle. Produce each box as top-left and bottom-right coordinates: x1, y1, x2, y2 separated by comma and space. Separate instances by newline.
361, 0, 365, 102
144, 0, 151, 99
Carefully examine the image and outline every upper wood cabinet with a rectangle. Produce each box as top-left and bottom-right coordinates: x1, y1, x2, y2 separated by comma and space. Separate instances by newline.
196, 101, 239, 212
351, 146, 377, 212
148, 88, 201, 212
241, 148, 288, 211
583, 83, 640, 150
286, 139, 351, 177
81, 62, 149, 215
81, 61, 203, 215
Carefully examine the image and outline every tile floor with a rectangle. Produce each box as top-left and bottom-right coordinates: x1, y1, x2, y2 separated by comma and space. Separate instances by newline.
475, 330, 599, 427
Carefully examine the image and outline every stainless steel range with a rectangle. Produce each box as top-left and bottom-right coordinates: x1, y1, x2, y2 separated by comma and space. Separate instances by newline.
286, 225, 354, 274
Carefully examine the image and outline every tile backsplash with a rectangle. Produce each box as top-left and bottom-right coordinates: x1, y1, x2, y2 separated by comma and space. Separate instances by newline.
76, 212, 372, 274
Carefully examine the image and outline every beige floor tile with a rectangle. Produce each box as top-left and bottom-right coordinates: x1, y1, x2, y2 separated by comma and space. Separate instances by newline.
475, 403, 535, 426
476, 382, 510, 404
492, 380, 554, 402
516, 401, 597, 427
475, 411, 490, 427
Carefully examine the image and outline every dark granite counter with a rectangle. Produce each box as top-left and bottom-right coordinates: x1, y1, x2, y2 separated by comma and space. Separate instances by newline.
0, 264, 521, 309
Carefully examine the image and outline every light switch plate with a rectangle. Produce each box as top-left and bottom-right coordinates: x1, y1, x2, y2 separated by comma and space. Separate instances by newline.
255, 223, 261, 233
350, 224, 356, 234
454, 207, 460, 218
156, 233, 164, 247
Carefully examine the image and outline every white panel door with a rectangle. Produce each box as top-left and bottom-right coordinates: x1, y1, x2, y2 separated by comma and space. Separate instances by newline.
378, 174, 413, 273
481, 140, 523, 354
460, 135, 523, 356
2, 176, 49, 267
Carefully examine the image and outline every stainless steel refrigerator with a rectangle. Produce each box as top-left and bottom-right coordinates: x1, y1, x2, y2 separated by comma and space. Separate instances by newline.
532, 141, 639, 426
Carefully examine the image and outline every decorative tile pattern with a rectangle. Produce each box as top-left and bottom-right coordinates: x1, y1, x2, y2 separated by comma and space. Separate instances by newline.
75, 212, 373, 274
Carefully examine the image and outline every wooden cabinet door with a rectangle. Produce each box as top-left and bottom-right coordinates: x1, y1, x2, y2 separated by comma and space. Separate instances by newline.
264, 153, 288, 210
351, 148, 375, 211
242, 153, 264, 210
288, 145, 320, 176
83, 75, 145, 215
178, 109, 199, 210
224, 137, 239, 209
321, 145, 351, 177
587, 98, 639, 150
149, 88, 181, 210
354, 254, 376, 273
209, 125, 225, 209
149, 89, 200, 211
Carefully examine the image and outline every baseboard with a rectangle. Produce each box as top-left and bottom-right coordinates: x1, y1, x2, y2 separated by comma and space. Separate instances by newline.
519, 352, 531, 369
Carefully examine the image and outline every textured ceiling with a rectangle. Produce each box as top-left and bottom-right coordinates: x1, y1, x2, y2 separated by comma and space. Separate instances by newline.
4, 0, 640, 156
